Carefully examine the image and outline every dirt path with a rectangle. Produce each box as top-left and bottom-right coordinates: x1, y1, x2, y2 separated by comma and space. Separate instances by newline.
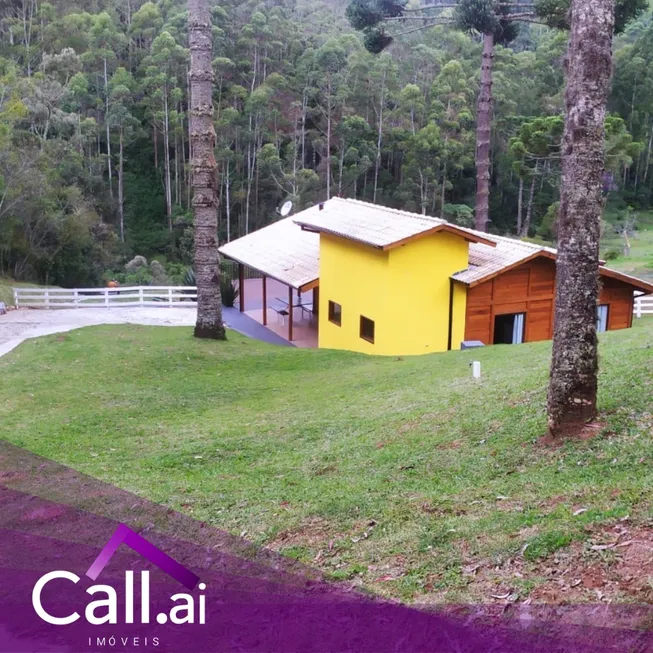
0, 307, 197, 358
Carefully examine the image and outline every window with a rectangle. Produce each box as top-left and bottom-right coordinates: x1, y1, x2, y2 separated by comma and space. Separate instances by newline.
360, 316, 375, 344
597, 305, 609, 333
493, 313, 525, 345
328, 301, 342, 326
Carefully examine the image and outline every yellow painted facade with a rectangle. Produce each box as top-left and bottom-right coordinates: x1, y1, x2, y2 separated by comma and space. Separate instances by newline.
318, 231, 469, 356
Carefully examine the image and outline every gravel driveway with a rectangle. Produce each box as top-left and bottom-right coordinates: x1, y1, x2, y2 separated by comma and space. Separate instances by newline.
0, 307, 197, 358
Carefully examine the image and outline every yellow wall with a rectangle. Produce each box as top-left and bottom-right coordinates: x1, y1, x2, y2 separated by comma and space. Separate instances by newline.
318, 231, 469, 356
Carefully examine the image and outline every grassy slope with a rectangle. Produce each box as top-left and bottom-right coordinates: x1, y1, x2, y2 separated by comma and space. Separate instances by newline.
601, 212, 653, 282
1, 322, 653, 602
0, 278, 59, 307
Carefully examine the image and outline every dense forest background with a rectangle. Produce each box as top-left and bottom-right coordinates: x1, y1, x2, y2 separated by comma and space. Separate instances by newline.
0, 0, 650, 287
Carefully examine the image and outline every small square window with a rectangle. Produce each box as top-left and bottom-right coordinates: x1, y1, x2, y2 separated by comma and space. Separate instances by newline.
360, 316, 375, 344
328, 301, 342, 326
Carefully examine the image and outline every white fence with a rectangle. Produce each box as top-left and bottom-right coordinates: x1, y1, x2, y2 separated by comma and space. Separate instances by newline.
635, 294, 653, 317
13, 286, 197, 309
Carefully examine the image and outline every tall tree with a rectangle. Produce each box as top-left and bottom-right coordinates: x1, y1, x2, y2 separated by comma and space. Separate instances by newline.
546, 0, 614, 438
189, 0, 225, 340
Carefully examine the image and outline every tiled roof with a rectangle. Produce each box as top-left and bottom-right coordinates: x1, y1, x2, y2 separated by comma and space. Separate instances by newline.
218, 216, 319, 290
452, 233, 557, 286
453, 231, 653, 294
293, 198, 493, 249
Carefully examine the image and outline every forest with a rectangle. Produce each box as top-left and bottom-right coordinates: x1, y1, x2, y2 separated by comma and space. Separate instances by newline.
0, 0, 650, 288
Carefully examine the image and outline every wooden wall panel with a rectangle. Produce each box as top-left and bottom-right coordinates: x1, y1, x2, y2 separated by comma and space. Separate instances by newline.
493, 268, 530, 303
600, 278, 634, 330
464, 257, 637, 345
526, 299, 554, 341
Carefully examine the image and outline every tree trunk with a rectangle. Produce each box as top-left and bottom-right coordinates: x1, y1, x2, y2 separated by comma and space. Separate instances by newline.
373, 68, 386, 205
118, 128, 125, 242
189, 0, 226, 340
163, 88, 173, 229
547, 0, 614, 438
516, 177, 524, 234
104, 57, 113, 199
474, 32, 494, 232
521, 166, 538, 237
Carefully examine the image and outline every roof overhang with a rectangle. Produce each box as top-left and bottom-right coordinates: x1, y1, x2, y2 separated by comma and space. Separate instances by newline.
599, 266, 653, 294
218, 251, 319, 292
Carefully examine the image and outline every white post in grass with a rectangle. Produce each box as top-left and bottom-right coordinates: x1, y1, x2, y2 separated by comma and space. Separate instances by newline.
471, 361, 481, 379
636, 297, 642, 319
73, 288, 79, 307
45, 288, 50, 309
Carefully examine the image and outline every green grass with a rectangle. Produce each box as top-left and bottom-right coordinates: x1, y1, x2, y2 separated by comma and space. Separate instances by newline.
1, 322, 653, 601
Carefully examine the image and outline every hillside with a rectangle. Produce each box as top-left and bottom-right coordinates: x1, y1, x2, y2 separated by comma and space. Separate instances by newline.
1, 321, 653, 603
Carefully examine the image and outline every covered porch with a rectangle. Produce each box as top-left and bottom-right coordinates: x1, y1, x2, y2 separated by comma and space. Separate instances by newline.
237, 274, 319, 349
218, 216, 321, 349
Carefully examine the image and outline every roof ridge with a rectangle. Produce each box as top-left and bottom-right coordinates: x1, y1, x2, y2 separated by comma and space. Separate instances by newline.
333, 198, 445, 225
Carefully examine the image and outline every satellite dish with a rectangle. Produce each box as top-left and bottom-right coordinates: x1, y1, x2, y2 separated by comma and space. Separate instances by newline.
279, 201, 293, 217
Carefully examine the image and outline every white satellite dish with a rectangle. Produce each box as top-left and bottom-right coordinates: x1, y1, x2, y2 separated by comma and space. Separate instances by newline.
279, 201, 293, 217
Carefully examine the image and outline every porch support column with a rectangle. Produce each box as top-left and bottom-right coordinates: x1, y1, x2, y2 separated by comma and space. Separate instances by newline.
239, 264, 245, 313
262, 275, 267, 326
288, 285, 294, 342
312, 287, 319, 316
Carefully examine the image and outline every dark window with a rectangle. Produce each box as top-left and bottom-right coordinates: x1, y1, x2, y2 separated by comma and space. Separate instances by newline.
328, 301, 342, 326
360, 316, 375, 344
493, 313, 525, 345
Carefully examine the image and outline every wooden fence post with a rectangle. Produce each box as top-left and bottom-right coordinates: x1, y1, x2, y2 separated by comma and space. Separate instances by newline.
13, 289, 18, 308
168, 287, 173, 307
636, 297, 642, 319
139, 287, 144, 307
104, 288, 109, 308
45, 289, 50, 309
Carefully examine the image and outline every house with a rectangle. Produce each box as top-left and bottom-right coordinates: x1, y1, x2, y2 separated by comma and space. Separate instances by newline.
219, 198, 653, 356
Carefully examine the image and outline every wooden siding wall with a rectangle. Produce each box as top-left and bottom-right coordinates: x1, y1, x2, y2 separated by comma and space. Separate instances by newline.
464, 258, 635, 345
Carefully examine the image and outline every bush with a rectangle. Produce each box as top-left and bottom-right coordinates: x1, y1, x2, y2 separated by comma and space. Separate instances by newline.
603, 249, 621, 261
221, 276, 239, 308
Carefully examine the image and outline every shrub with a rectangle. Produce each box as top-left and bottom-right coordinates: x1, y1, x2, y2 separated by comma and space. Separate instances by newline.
603, 249, 621, 261
125, 255, 148, 272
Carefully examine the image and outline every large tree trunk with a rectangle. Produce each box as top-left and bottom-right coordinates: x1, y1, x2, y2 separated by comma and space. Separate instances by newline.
189, 0, 226, 341
474, 32, 494, 232
547, 0, 614, 438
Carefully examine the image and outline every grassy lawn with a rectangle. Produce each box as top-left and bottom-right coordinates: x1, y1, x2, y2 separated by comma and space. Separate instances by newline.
1, 321, 653, 602
601, 212, 653, 282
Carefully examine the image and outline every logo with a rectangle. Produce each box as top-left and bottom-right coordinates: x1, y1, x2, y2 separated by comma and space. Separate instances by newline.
32, 524, 206, 627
